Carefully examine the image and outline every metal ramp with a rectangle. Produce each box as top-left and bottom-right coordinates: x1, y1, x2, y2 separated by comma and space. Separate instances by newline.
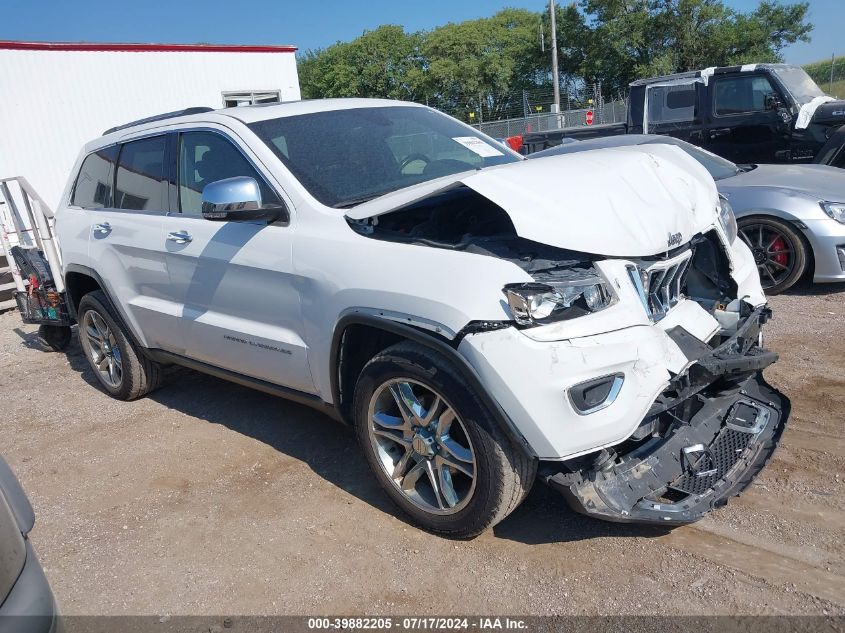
0, 177, 64, 313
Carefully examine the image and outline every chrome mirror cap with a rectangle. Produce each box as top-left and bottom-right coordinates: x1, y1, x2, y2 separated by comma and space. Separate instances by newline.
201, 177, 285, 223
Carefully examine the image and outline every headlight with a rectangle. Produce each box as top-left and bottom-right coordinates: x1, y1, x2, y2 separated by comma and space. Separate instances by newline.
718, 195, 738, 244
503, 272, 615, 327
821, 201, 845, 224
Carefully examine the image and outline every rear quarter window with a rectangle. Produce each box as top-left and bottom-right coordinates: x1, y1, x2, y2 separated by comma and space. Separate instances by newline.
647, 83, 698, 124
71, 146, 118, 208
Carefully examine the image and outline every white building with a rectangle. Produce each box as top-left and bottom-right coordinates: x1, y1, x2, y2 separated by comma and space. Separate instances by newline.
0, 40, 301, 212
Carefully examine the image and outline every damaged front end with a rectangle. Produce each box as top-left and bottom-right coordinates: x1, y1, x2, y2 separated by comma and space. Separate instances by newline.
344, 147, 787, 526
543, 306, 789, 524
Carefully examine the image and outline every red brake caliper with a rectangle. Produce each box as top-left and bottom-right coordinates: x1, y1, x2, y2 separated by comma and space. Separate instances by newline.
770, 236, 788, 266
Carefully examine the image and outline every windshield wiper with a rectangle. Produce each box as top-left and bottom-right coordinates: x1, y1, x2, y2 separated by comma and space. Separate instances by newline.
331, 194, 384, 209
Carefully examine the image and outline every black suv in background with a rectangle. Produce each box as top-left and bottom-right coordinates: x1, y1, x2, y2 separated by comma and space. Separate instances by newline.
0, 457, 56, 633
523, 64, 845, 168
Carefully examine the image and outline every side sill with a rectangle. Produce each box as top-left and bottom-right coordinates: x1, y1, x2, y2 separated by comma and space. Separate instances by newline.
148, 349, 344, 423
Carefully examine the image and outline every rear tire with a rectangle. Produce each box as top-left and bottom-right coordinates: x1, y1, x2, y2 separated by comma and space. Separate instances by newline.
352, 341, 535, 538
737, 217, 808, 295
37, 324, 72, 352
77, 290, 162, 400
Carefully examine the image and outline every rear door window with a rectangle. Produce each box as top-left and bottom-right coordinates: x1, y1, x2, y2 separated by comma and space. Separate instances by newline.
71, 146, 119, 208
115, 136, 168, 211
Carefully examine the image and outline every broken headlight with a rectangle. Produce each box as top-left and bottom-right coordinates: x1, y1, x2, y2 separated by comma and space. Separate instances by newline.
503, 273, 615, 327
718, 195, 738, 244
821, 201, 845, 224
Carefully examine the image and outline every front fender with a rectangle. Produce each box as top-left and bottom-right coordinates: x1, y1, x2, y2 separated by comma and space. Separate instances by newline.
815, 123, 845, 168
328, 311, 535, 458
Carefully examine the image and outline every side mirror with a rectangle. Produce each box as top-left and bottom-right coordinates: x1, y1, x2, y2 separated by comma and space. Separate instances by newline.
764, 93, 783, 111
201, 177, 288, 223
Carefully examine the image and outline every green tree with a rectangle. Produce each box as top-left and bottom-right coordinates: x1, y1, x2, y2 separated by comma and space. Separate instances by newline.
574, 0, 812, 94
297, 2, 813, 114
422, 8, 544, 120
298, 25, 424, 100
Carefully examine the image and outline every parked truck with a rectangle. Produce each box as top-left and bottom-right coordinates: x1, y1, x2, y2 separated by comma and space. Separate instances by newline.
522, 63, 845, 168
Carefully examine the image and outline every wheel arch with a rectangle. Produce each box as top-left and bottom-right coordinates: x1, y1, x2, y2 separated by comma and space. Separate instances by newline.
736, 212, 816, 279
815, 123, 845, 167
330, 313, 535, 459
63, 264, 152, 351
64, 266, 104, 318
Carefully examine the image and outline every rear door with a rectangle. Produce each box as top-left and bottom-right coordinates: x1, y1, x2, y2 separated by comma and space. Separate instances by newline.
704, 72, 791, 163
160, 128, 314, 394
644, 79, 706, 145
84, 134, 180, 351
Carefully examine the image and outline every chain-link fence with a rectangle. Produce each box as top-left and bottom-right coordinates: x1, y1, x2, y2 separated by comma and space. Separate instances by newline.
804, 56, 845, 98
473, 99, 627, 139
416, 82, 628, 137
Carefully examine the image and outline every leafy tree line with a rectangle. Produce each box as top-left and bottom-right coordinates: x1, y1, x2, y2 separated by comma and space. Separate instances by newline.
297, 0, 812, 121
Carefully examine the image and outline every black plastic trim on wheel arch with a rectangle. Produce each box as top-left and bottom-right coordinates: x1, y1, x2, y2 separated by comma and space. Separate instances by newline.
331, 313, 537, 460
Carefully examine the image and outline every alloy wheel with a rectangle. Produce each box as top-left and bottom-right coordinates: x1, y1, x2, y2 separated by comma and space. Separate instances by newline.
81, 310, 123, 388
367, 378, 476, 515
739, 223, 796, 289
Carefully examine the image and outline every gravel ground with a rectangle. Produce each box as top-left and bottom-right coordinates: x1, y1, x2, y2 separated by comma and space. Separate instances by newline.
1, 285, 844, 616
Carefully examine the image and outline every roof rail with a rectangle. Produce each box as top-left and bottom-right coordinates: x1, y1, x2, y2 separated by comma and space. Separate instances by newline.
103, 107, 215, 135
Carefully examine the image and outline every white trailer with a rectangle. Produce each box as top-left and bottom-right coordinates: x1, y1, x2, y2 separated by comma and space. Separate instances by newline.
0, 40, 300, 309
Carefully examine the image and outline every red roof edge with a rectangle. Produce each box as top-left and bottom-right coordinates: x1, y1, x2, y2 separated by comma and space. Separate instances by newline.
0, 40, 297, 53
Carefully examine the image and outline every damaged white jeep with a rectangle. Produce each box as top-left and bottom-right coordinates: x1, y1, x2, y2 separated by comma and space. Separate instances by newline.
54, 99, 789, 537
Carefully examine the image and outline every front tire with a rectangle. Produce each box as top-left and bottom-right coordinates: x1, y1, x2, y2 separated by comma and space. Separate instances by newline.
352, 341, 535, 538
77, 290, 162, 400
737, 217, 809, 294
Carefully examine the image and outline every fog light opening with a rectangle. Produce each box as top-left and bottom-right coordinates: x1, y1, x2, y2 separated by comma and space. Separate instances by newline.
569, 373, 624, 415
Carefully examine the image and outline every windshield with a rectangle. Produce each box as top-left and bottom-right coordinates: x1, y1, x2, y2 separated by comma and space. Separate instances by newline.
248, 106, 520, 208
772, 66, 826, 105
643, 137, 740, 181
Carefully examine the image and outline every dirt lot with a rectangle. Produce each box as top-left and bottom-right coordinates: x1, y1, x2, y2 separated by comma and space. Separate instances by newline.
1, 285, 844, 616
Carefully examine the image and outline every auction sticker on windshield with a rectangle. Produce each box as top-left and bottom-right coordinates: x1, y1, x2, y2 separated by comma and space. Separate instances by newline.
452, 136, 504, 157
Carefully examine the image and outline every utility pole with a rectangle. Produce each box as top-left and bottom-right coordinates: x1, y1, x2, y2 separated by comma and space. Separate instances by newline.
831, 53, 836, 95
549, 0, 561, 114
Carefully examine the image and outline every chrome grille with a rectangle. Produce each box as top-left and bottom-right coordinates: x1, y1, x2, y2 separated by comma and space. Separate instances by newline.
628, 251, 692, 321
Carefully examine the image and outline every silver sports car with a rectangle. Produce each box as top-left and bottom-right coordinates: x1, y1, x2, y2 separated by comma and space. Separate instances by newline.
531, 135, 845, 294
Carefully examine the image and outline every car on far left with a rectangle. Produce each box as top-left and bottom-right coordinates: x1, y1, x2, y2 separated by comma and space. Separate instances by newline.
0, 456, 57, 633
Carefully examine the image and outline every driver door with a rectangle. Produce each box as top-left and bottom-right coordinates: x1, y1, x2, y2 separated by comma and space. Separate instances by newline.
704, 73, 791, 163
160, 128, 315, 394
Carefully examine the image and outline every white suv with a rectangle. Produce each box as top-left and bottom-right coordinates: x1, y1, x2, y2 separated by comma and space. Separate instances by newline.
53, 99, 789, 537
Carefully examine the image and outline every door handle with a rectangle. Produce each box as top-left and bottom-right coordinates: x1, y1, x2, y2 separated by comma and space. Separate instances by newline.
709, 128, 731, 139
167, 230, 192, 244
93, 222, 111, 234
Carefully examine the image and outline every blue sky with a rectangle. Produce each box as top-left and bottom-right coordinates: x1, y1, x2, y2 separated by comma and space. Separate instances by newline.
1, 0, 840, 65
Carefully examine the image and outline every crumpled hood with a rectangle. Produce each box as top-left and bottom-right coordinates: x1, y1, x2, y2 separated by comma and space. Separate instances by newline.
347, 144, 719, 257
720, 163, 845, 202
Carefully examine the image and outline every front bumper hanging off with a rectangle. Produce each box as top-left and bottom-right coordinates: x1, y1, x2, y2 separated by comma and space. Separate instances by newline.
546, 307, 790, 525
